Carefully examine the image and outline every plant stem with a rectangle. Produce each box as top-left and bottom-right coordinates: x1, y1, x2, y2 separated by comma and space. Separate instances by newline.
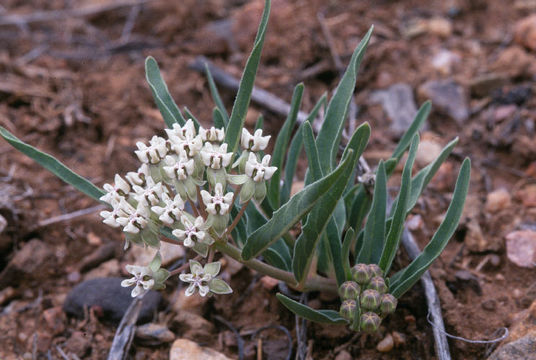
213, 241, 337, 293
197, 187, 207, 218
225, 200, 249, 236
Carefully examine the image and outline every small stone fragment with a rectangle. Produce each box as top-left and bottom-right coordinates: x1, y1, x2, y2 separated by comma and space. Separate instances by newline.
416, 139, 443, 168
83, 259, 120, 280
517, 184, 536, 207
431, 49, 461, 75
63, 277, 161, 324
0, 239, 55, 288
488, 335, 536, 360
481, 299, 497, 311
465, 219, 499, 253
260, 276, 279, 290
376, 333, 394, 352
169, 338, 232, 360
135, 323, 175, 345
391, 331, 406, 347
514, 14, 536, 51
490, 46, 535, 79
64, 331, 91, 358
470, 74, 508, 98
505, 230, 536, 268
0, 286, 16, 305
172, 311, 215, 343
334, 350, 353, 360
485, 189, 512, 214
418, 80, 469, 123
42, 306, 66, 335
370, 83, 417, 135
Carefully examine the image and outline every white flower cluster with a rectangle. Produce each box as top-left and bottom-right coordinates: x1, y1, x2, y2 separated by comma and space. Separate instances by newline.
100, 120, 276, 297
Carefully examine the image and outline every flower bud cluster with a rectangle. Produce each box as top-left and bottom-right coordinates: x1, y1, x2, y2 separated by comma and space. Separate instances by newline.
338, 263, 398, 333
99, 120, 277, 297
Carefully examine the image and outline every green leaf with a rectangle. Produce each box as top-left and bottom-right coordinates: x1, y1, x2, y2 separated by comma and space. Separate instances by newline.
379, 135, 419, 274
224, 0, 271, 154
302, 121, 323, 180
389, 158, 471, 298
325, 218, 345, 286
268, 83, 304, 208
255, 114, 264, 131
264, 247, 290, 271
209, 278, 233, 295
213, 107, 226, 129
406, 137, 458, 212
347, 185, 372, 233
204, 262, 221, 276
183, 107, 201, 131
241, 150, 354, 260
276, 293, 347, 324
149, 251, 162, 272
292, 123, 370, 283
280, 92, 326, 205
316, 26, 373, 173
145, 56, 185, 127
390, 101, 430, 163
0, 127, 105, 202
205, 63, 229, 126
341, 228, 355, 280
358, 160, 387, 264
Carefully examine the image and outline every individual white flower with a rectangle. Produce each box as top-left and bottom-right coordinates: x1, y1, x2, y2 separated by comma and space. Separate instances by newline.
200, 143, 233, 170
135, 135, 168, 164
245, 153, 278, 182
100, 174, 131, 204
115, 201, 149, 234
179, 260, 221, 297
199, 126, 225, 143
100, 203, 130, 228
151, 193, 185, 225
164, 119, 196, 141
200, 183, 234, 215
121, 265, 155, 297
125, 163, 150, 187
163, 154, 195, 181
132, 178, 167, 207
241, 128, 271, 152
172, 215, 211, 248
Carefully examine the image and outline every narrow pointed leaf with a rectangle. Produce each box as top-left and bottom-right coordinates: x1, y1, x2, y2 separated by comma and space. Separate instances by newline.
0, 127, 105, 202
213, 108, 226, 129
358, 160, 387, 264
268, 83, 304, 208
341, 228, 355, 280
276, 293, 347, 324
391, 101, 430, 162
224, 0, 271, 154
293, 123, 370, 283
205, 63, 229, 125
325, 218, 345, 286
347, 185, 372, 233
302, 121, 323, 180
145, 56, 185, 127
316, 26, 373, 173
390, 158, 471, 298
379, 135, 418, 274
241, 150, 354, 260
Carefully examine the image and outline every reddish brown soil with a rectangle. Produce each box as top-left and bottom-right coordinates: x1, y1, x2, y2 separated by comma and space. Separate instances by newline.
1, 0, 535, 359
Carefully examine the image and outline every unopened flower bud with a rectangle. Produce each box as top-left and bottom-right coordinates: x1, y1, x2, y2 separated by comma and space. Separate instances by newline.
339, 299, 357, 321
360, 289, 380, 311
360, 312, 381, 333
338, 281, 360, 300
351, 263, 371, 285
368, 264, 383, 277
380, 293, 397, 316
368, 276, 388, 294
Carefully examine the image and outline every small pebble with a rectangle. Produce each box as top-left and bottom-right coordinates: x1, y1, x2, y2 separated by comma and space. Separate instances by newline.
485, 189, 512, 213
260, 275, 279, 290
334, 350, 352, 360
482, 299, 497, 311
392, 331, 406, 347
376, 333, 394, 352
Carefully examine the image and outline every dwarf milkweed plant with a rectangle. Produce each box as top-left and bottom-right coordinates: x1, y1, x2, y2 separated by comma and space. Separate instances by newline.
0, 0, 470, 333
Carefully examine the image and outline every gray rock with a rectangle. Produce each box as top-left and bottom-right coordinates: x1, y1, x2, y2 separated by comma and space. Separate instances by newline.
63, 277, 161, 324
0, 239, 55, 288
418, 80, 469, 123
370, 83, 418, 135
135, 323, 175, 346
488, 335, 536, 360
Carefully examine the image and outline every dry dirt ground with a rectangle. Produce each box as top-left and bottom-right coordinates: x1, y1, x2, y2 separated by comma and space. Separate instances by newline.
1, 0, 536, 359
